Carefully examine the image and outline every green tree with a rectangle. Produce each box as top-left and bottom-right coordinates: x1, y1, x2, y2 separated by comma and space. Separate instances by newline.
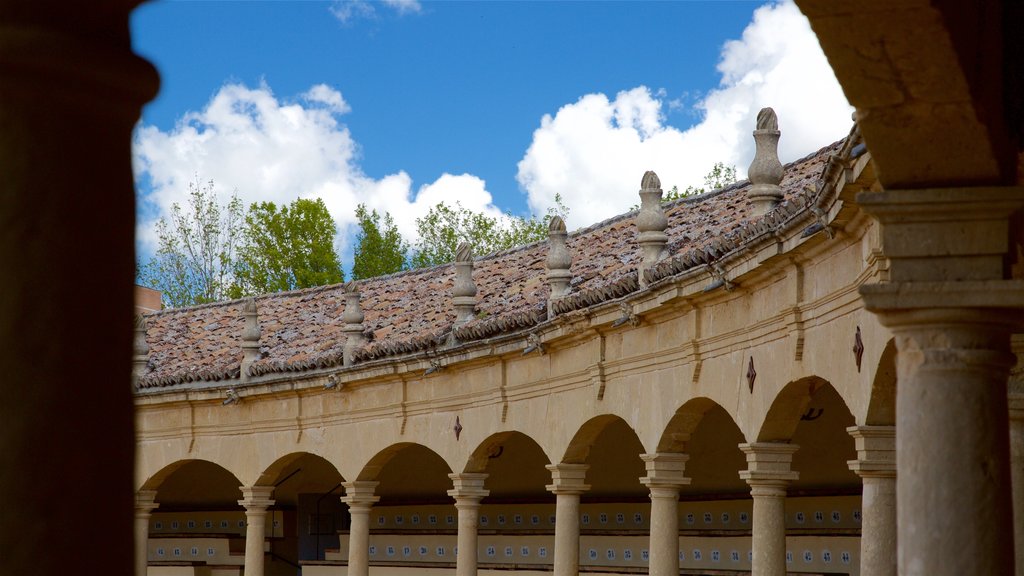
231, 198, 344, 297
138, 177, 244, 308
352, 204, 409, 280
410, 195, 569, 269
665, 162, 738, 202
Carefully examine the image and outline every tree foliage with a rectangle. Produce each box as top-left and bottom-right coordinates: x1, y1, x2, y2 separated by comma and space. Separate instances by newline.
664, 162, 738, 202
351, 204, 408, 280
231, 198, 344, 297
138, 178, 244, 308
409, 195, 569, 269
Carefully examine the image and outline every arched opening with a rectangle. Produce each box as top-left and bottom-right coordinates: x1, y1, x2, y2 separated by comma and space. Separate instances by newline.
865, 338, 897, 426
257, 452, 346, 566
466, 430, 552, 502
359, 442, 454, 504
673, 402, 748, 497
141, 460, 250, 570
564, 415, 647, 502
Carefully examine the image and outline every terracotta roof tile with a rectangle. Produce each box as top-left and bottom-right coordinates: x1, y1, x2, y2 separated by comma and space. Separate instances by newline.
138, 139, 844, 389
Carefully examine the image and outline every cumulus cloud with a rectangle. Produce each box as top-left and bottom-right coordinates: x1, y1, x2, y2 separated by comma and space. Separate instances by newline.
517, 0, 853, 229
133, 82, 503, 259
330, 0, 421, 24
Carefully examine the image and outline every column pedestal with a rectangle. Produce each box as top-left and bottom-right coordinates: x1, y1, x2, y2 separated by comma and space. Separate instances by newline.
448, 473, 489, 576
341, 481, 379, 576
238, 486, 275, 576
739, 443, 798, 576
135, 490, 159, 576
857, 186, 1024, 576
847, 426, 896, 576
640, 453, 690, 576
546, 464, 589, 576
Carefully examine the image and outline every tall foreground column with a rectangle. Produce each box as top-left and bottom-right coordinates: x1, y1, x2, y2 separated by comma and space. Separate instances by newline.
847, 426, 895, 576
0, 5, 158, 575
239, 486, 275, 576
1009, 345, 1024, 576
448, 473, 489, 576
739, 443, 798, 576
858, 187, 1024, 576
546, 463, 589, 576
342, 481, 380, 576
135, 491, 159, 576
640, 453, 690, 576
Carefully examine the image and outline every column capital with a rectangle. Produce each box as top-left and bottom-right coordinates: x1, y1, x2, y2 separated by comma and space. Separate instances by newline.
448, 472, 489, 502
738, 443, 799, 488
238, 486, 275, 511
135, 489, 159, 513
341, 481, 380, 508
639, 452, 691, 489
546, 463, 590, 495
847, 425, 895, 478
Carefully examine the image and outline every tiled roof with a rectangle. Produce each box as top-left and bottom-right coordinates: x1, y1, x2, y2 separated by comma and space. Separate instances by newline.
137, 138, 846, 390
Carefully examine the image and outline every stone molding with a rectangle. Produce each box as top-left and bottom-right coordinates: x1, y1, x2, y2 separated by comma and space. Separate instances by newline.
738, 443, 799, 488
639, 452, 691, 489
447, 472, 489, 504
847, 425, 895, 479
546, 463, 590, 495
135, 490, 159, 514
341, 481, 380, 509
238, 485, 275, 511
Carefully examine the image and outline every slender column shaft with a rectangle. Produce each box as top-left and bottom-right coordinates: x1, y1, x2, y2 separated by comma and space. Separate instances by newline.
449, 473, 489, 576
134, 491, 159, 576
892, 314, 1016, 575
1010, 379, 1024, 576
341, 481, 379, 576
739, 443, 798, 576
848, 426, 896, 576
546, 464, 589, 576
641, 453, 689, 576
239, 487, 274, 576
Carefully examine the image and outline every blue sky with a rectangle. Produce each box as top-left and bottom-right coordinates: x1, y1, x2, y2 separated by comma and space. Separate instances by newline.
131, 0, 851, 266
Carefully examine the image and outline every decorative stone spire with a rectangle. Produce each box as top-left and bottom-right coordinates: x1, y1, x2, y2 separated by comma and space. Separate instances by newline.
342, 282, 366, 367
546, 215, 572, 313
132, 314, 149, 386
747, 107, 784, 216
636, 170, 668, 287
453, 242, 477, 327
240, 298, 260, 379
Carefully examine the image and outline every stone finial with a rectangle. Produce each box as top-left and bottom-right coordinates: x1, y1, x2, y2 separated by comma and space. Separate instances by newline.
546, 216, 572, 313
636, 170, 668, 287
342, 282, 366, 367
452, 242, 477, 327
748, 107, 784, 217
240, 298, 261, 379
132, 314, 150, 385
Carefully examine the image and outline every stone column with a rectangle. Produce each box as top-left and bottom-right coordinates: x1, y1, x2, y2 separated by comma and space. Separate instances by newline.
238, 486, 275, 576
847, 426, 896, 576
341, 481, 380, 576
1010, 351, 1024, 576
858, 187, 1024, 576
448, 473, 489, 576
546, 464, 590, 576
0, 5, 159, 575
134, 491, 159, 576
739, 443, 798, 576
640, 453, 690, 576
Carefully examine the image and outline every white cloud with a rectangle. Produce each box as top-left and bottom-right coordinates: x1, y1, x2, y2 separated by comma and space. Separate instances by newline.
133, 82, 503, 260
330, 0, 421, 24
517, 0, 853, 229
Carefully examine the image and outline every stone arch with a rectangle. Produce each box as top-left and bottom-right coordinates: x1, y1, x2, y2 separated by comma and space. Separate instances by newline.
562, 414, 647, 500
465, 430, 552, 502
139, 459, 244, 509
255, 451, 346, 506
789, 382, 859, 490
357, 442, 454, 504
865, 338, 897, 426
657, 396, 738, 453
659, 399, 748, 496
756, 376, 829, 442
